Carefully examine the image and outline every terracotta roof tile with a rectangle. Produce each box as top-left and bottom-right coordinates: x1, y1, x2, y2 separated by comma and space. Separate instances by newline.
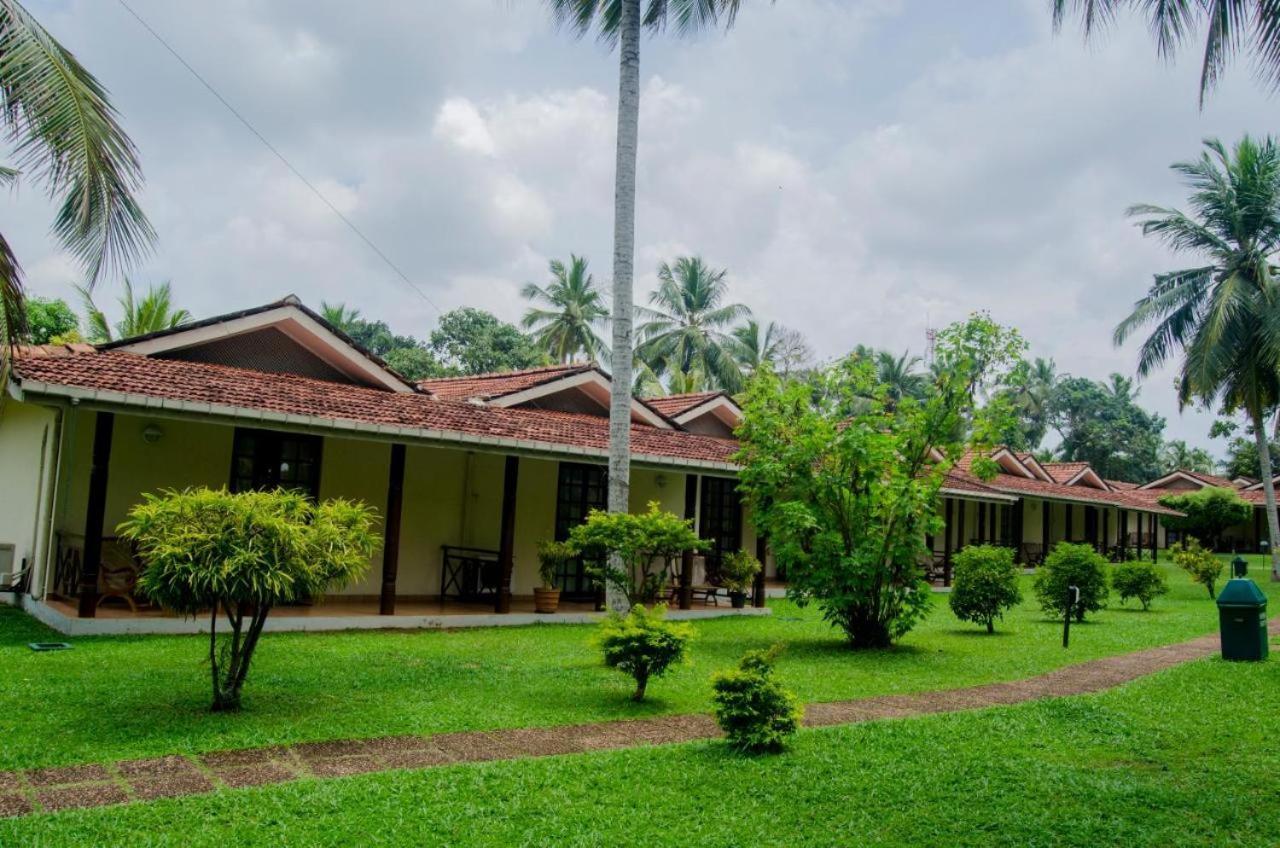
12, 350, 736, 467
644, 391, 724, 418
417, 364, 592, 401
1042, 462, 1090, 484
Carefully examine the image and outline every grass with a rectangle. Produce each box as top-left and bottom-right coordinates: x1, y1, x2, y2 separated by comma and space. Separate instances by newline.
0, 556, 1273, 772
3, 653, 1277, 846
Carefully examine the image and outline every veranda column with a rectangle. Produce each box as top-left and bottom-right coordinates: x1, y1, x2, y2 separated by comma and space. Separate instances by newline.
1012, 499, 1025, 562
1041, 500, 1050, 561
1065, 503, 1073, 542
679, 474, 697, 610
379, 443, 407, 616
495, 455, 520, 614
752, 533, 766, 608
1149, 513, 1158, 563
943, 498, 954, 573
1102, 508, 1110, 557
1120, 509, 1129, 558
950, 501, 965, 586
977, 502, 986, 544
78, 411, 115, 618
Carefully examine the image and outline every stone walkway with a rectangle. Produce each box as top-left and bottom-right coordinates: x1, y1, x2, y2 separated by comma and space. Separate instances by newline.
0, 623, 1268, 820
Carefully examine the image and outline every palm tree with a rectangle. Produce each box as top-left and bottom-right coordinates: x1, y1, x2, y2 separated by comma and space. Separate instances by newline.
1052, 0, 1280, 105
875, 350, 926, 408
320, 302, 362, 334
1009, 357, 1059, 448
78, 279, 190, 343
733, 319, 811, 378
1102, 373, 1137, 403
1160, 439, 1217, 475
0, 1, 154, 364
547, 1, 751, 611
1114, 136, 1280, 580
637, 257, 751, 392
520, 255, 609, 363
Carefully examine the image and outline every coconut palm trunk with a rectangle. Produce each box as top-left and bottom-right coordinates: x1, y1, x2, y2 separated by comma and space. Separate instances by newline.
604, 0, 641, 612
1251, 403, 1280, 579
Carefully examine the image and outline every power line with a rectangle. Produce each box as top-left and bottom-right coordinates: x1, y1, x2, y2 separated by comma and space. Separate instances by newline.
114, 0, 445, 318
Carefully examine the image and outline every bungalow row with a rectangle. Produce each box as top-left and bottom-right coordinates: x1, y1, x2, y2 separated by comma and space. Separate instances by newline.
0, 296, 1195, 635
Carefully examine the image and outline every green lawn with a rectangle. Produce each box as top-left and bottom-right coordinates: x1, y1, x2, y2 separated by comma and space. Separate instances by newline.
0, 557, 1274, 773
3, 652, 1277, 847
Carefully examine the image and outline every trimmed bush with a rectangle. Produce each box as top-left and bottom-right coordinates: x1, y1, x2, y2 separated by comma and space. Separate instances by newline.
1033, 542, 1109, 622
1170, 539, 1225, 599
1111, 561, 1169, 610
570, 502, 706, 607
710, 647, 802, 754
596, 603, 692, 701
719, 550, 762, 596
949, 544, 1022, 634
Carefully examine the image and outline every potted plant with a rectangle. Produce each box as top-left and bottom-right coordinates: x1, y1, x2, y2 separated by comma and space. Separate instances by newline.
719, 550, 762, 609
534, 540, 574, 614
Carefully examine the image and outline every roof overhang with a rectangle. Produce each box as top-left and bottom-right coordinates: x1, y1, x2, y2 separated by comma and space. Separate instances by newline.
1139, 470, 1209, 491
487, 368, 673, 429
1065, 466, 1110, 490
990, 448, 1035, 479
672, 394, 742, 431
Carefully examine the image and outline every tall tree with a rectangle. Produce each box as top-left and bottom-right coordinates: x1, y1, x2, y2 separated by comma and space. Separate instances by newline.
21, 296, 78, 344
429, 307, 543, 375
1114, 136, 1280, 579
875, 350, 926, 409
320, 302, 362, 334
1053, 0, 1280, 105
1048, 375, 1166, 482
1004, 357, 1059, 449
732, 319, 810, 379
78, 279, 189, 343
1159, 439, 1217, 475
547, 0, 751, 611
521, 255, 609, 363
0, 1, 154, 365
637, 256, 751, 392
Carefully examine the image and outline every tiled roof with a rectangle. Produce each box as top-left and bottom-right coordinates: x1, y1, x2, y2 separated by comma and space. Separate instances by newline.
12, 349, 737, 467
1106, 479, 1139, 490
1042, 461, 1090, 484
981, 472, 1181, 515
417, 364, 592, 401
645, 391, 724, 418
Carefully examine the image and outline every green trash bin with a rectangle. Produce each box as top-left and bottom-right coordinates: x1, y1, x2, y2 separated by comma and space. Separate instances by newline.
1217, 578, 1269, 662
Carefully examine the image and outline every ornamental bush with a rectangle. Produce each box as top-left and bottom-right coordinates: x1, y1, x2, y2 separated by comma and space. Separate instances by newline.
596, 603, 692, 701
1033, 542, 1109, 622
710, 647, 802, 754
570, 502, 706, 607
1170, 539, 1224, 599
120, 488, 379, 711
1111, 560, 1169, 610
718, 550, 762, 596
948, 544, 1022, 633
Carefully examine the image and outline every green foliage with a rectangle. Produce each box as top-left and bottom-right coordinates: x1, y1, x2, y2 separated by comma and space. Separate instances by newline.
595, 603, 691, 701
320, 302, 446, 381
21, 296, 79, 344
1217, 422, 1279, 480
1157, 487, 1252, 549
948, 544, 1023, 633
1111, 561, 1169, 611
521, 255, 609, 363
1034, 543, 1109, 622
1159, 439, 1217, 476
569, 502, 705, 607
77, 279, 189, 343
535, 540, 576, 589
430, 307, 544, 375
1046, 375, 1165, 482
382, 345, 446, 381
119, 488, 379, 710
718, 550, 761, 594
737, 313, 1026, 648
1169, 539, 1225, 599
710, 646, 801, 754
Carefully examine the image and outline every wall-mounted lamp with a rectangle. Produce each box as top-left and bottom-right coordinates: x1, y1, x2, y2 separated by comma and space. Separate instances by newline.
142, 423, 164, 444
655, 473, 668, 489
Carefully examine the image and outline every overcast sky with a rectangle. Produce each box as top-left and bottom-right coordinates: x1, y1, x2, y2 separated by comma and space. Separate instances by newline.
13, 0, 1280, 455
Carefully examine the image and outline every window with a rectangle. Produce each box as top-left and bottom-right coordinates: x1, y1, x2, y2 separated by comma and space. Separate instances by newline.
553, 462, 607, 599
230, 428, 323, 498
699, 476, 742, 579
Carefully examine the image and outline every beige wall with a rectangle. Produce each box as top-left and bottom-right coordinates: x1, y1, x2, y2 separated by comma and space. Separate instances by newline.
0, 399, 56, 571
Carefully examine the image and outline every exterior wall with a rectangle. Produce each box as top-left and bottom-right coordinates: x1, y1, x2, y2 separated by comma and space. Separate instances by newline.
0, 399, 57, 571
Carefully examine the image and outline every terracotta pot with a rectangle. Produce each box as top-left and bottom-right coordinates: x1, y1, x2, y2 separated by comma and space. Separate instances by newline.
729, 591, 747, 609
534, 587, 561, 614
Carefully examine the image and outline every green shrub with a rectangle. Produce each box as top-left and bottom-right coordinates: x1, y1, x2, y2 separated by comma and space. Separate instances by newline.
710, 647, 802, 754
1170, 539, 1224, 599
596, 603, 692, 701
1033, 542, 1109, 622
120, 488, 379, 711
570, 502, 706, 607
719, 550, 762, 595
948, 544, 1022, 633
1111, 560, 1169, 610
535, 540, 575, 589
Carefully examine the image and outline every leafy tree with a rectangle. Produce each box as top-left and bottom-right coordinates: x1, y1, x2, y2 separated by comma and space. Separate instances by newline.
1047, 375, 1165, 482
21, 296, 79, 344
874, 349, 926, 409
319, 301, 444, 380
1215, 419, 1280, 480
1113, 137, 1280, 580
78, 279, 190, 342
1170, 539, 1226, 599
119, 488, 379, 711
710, 646, 801, 753
568, 501, 706, 608
732, 320, 810, 379
637, 256, 751, 392
1112, 561, 1168, 611
382, 346, 445, 381
0, 1, 154, 365
948, 544, 1023, 634
429, 307, 543, 375
1157, 486, 1252, 550
521, 255, 609, 363
737, 315, 1025, 648
547, 0, 750, 612
596, 603, 691, 701
1053, 0, 1280, 105
1159, 439, 1217, 475
1033, 542, 1109, 623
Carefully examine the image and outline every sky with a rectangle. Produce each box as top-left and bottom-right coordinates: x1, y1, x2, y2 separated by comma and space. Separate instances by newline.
11, 0, 1280, 456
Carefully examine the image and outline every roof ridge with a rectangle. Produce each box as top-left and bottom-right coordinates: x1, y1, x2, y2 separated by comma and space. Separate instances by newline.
418, 363, 591, 384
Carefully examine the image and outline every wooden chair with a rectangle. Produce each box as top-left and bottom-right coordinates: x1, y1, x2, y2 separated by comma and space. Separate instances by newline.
97, 538, 142, 612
